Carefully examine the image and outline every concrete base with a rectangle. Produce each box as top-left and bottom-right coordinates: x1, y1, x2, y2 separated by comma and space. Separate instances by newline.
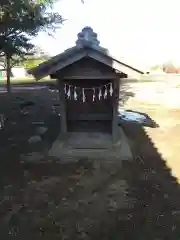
48, 127, 132, 162
63, 132, 115, 149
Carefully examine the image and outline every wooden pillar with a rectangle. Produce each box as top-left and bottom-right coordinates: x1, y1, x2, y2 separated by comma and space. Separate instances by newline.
58, 78, 67, 133
112, 77, 120, 143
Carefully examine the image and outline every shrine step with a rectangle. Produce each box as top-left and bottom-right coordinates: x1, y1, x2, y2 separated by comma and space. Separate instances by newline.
48, 127, 132, 162
63, 132, 113, 149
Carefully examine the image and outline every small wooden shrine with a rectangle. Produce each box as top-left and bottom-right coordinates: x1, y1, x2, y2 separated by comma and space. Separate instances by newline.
28, 27, 143, 147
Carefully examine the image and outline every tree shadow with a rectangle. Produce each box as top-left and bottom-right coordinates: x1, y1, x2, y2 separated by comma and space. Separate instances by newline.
108, 115, 180, 239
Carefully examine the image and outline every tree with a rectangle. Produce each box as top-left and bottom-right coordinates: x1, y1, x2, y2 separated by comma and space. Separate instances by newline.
29, 46, 50, 59
20, 46, 50, 69
0, 46, 49, 76
22, 57, 49, 69
0, 0, 64, 92
2, 35, 35, 92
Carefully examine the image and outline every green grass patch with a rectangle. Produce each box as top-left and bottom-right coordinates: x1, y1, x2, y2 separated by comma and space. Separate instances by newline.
0, 77, 55, 85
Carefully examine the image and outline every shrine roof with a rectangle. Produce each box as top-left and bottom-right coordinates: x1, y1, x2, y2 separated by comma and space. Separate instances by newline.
28, 27, 144, 80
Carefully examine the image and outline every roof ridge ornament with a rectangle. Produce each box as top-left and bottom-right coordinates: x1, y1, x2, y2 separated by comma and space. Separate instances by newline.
76, 26, 100, 48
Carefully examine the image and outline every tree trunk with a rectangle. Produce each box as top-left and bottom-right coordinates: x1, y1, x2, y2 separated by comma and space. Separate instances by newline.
6, 54, 11, 93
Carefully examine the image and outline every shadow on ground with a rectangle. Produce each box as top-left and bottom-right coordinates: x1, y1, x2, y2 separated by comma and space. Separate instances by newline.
107, 116, 180, 240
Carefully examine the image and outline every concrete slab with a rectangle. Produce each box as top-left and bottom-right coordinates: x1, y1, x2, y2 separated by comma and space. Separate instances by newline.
64, 132, 113, 149
48, 127, 132, 162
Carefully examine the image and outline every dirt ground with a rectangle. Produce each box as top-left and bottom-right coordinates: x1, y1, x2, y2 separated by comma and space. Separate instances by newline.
125, 100, 180, 182
118, 100, 180, 239
1, 88, 180, 239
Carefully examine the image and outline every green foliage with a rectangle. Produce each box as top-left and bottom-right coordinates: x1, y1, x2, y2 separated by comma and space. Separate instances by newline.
22, 57, 48, 69
20, 46, 50, 68
0, 0, 64, 91
0, 0, 64, 56
0, 45, 49, 69
150, 64, 163, 71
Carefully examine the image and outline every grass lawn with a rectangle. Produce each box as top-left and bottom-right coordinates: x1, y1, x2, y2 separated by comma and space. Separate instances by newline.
0, 77, 54, 85
0, 89, 180, 239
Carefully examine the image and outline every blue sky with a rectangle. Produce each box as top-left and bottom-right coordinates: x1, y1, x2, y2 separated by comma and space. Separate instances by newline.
32, 0, 180, 70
